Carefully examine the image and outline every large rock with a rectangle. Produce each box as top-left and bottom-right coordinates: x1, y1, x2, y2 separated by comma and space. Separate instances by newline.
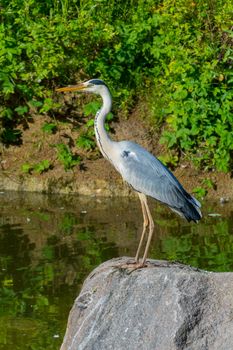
60, 258, 233, 350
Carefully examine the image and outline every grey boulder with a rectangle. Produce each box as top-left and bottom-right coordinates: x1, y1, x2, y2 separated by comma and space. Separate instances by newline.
60, 258, 233, 350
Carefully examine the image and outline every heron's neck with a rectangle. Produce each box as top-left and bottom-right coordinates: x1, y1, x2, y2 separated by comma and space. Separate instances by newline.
94, 87, 114, 161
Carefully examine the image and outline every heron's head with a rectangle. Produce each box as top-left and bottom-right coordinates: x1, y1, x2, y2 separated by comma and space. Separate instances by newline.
56, 79, 107, 95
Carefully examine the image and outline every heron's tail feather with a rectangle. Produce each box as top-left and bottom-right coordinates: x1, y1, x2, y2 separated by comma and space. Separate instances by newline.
170, 195, 202, 223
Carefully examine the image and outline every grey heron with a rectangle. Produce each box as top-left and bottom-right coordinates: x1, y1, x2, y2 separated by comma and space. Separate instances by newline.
56, 79, 202, 267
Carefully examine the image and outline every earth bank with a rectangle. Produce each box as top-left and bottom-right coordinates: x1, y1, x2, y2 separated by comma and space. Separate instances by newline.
1, 113, 232, 199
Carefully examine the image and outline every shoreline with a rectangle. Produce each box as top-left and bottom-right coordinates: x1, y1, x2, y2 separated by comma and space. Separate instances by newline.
1, 169, 232, 201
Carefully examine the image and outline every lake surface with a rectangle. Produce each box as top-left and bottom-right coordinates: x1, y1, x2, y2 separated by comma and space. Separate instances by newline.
0, 191, 232, 349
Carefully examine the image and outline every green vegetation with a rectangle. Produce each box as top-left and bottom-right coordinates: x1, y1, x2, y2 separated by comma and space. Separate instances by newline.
55, 143, 80, 170
193, 178, 216, 199
0, 0, 232, 172
22, 159, 51, 174
41, 122, 57, 134
76, 101, 113, 150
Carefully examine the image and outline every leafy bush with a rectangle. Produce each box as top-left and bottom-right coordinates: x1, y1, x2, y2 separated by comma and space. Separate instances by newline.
0, 0, 154, 133
148, 0, 233, 172
1, 0, 232, 172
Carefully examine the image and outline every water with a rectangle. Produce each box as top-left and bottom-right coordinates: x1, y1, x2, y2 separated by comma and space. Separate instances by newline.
0, 191, 232, 349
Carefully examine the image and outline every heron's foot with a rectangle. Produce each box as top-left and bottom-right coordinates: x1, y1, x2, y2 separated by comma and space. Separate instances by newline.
118, 260, 148, 271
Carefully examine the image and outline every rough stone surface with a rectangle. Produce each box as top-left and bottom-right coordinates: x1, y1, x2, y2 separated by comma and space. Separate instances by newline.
0, 173, 130, 196
60, 258, 233, 350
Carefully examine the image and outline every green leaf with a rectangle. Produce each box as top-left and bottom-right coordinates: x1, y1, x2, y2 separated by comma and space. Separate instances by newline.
14, 105, 28, 116
55, 143, 80, 171
34, 160, 51, 174
76, 135, 95, 150
83, 102, 101, 116
21, 164, 33, 174
41, 122, 57, 134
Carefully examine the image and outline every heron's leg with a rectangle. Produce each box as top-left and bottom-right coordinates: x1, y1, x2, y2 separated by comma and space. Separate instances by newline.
135, 192, 149, 263
141, 195, 155, 266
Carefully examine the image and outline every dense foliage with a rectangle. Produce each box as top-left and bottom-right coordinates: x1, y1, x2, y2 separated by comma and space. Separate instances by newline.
0, 0, 232, 171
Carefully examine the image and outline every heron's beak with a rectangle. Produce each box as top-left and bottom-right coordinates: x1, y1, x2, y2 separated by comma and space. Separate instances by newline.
56, 83, 86, 93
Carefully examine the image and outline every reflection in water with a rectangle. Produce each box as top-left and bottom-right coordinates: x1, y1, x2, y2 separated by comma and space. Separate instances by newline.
0, 191, 232, 349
